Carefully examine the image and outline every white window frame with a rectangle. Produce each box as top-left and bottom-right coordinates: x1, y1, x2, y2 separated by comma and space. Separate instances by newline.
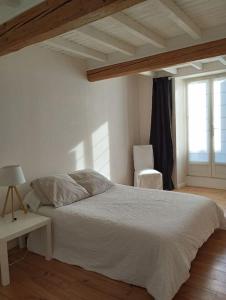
185, 73, 226, 179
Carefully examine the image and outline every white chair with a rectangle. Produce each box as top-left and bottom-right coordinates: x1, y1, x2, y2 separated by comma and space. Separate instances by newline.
133, 145, 163, 189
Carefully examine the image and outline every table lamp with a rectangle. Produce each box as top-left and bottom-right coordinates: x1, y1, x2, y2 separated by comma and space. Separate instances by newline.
0, 165, 27, 221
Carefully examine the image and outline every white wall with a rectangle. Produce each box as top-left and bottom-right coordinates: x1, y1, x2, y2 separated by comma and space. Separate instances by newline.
137, 75, 153, 144
173, 78, 187, 188
0, 46, 140, 211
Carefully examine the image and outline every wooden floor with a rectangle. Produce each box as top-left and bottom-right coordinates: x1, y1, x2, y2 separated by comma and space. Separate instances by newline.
175, 186, 226, 215
1, 187, 226, 300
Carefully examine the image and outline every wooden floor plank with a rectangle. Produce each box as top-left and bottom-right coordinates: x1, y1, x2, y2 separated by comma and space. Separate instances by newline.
186, 273, 226, 296
174, 186, 226, 216
175, 285, 226, 300
19, 261, 128, 300
23, 253, 133, 300
0, 293, 11, 300
191, 262, 226, 285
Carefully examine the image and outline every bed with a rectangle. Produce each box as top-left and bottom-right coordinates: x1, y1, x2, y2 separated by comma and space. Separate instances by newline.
27, 184, 225, 300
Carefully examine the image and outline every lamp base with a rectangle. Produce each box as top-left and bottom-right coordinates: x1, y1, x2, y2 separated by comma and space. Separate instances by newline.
1, 186, 27, 221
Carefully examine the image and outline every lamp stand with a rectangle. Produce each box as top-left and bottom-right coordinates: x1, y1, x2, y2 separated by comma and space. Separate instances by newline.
1, 186, 27, 221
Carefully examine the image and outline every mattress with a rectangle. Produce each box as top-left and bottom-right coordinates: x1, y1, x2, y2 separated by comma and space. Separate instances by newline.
28, 184, 225, 300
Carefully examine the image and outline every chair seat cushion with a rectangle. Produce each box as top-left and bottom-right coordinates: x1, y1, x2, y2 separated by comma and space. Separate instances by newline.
135, 169, 163, 190
136, 169, 161, 176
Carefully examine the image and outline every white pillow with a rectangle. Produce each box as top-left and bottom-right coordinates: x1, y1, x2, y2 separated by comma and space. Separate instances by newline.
31, 174, 90, 208
69, 169, 114, 196
23, 190, 41, 212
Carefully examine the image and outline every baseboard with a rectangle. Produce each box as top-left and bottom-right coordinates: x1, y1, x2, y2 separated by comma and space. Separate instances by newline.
186, 176, 226, 190
176, 182, 186, 189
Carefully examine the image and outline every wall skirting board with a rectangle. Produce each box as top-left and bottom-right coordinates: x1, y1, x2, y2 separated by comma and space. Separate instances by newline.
186, 176, 226, 190
176, 182, 186, 189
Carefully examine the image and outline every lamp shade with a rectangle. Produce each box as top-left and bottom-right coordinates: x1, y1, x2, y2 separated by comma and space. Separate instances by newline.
0, 165, 26, 186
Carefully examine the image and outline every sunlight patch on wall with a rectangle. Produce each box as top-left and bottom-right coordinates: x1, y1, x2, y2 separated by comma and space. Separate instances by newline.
70, 141, 85, 170
92, 122, 110, 179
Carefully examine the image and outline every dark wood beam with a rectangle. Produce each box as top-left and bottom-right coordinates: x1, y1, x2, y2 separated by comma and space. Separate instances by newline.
87, 38, 226, 81
0, 0, 145, 57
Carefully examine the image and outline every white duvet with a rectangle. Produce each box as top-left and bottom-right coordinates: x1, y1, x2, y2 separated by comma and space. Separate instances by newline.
28, 184, 225, 300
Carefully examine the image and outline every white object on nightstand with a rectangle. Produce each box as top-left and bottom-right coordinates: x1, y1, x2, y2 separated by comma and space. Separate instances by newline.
0, 165, 28, 221
0, 210, 52, 286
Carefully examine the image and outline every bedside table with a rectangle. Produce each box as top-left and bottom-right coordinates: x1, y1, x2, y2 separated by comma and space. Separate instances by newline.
0, 210, 52, 286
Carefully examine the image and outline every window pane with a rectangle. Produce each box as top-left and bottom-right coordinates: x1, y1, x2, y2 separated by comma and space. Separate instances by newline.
213, 78, 226, 164
188, 81, 209, 163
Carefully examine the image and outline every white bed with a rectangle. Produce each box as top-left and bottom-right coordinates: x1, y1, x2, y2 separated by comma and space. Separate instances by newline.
28, 184, 225, 300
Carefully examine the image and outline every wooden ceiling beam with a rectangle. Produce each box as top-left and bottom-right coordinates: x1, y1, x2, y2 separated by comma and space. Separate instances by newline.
0, 0, 145, 57
77, 25, 136, 56
190, 62, 203, 70
112, 12, 165, 48
218, 56, 226, 66
162, 67, 177, 74
158, 0, 201, 40
87, 38, 226, 81
44, 39, 107, 62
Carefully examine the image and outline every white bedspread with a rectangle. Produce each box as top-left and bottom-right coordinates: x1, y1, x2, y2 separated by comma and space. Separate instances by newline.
28, 184, 225, 300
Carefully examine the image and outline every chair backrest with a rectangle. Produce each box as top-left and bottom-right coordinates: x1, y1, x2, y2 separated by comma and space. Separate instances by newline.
133, 145, 154, 171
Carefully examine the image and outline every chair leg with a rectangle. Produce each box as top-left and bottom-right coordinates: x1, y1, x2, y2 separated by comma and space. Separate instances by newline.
1, 187, 11, 218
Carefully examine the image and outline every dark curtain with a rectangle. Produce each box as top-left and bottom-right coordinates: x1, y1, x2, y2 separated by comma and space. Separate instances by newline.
150, 77, 174, 190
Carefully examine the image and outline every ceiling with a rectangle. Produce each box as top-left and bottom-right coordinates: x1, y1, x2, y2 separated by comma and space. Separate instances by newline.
39, 0, 226, 76
0, 0, 43, 24
154, 56, 226, 78
1, 0, 226, 78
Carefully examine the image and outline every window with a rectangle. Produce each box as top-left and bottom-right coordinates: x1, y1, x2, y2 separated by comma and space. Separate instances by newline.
213, 79, 226, 164
187, 76, 226, 178
187, 81, 209, 163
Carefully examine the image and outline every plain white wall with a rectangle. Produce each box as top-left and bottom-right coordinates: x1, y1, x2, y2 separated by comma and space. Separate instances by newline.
137, 75, 153, 144
173, 78, 187, 188
0, 46, 140, 211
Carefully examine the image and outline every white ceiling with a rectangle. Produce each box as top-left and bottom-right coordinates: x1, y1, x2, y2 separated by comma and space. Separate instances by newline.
155, 56, 226, 78
0, 0, 43, 24
1, 0, 226, 78
40, 0, 226, 77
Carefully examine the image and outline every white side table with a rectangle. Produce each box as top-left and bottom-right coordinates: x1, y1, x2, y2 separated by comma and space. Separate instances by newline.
0, 210, 52, 286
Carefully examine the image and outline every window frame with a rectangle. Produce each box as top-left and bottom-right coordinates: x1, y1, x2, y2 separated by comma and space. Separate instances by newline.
212, 76, 226, 166
185, 73, 226, 179
186, 78, 211, 165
